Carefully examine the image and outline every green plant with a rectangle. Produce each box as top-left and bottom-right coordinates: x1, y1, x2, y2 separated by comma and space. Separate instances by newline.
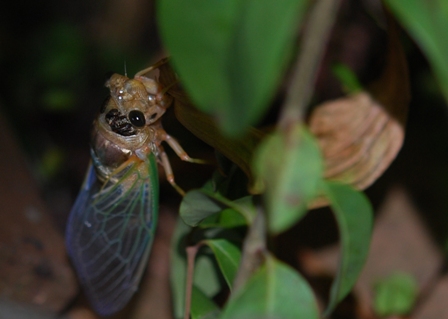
153, 0, 446, 318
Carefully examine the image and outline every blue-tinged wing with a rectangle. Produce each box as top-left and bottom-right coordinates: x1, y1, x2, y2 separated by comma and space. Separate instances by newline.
66, 154, 159, 316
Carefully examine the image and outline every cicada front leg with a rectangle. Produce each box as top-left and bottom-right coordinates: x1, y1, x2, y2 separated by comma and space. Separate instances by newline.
163, 134, 207, 165
159, 148, 186, 196
155, 130, 207, 196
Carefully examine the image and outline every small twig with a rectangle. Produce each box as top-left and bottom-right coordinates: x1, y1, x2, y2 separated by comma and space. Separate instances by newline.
232, 199, 267, 292
278, 0, 341, 130
184, 245, 200, 319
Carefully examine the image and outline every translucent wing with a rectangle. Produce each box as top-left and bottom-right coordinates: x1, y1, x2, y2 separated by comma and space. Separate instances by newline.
66, 154, 159, 316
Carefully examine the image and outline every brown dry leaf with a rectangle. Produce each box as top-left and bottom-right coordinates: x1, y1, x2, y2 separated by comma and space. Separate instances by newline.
310, 18, 408, 202
309, 90, 404, 190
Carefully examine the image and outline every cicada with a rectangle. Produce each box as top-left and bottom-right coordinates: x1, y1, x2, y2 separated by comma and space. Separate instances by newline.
66, 58, 198, 316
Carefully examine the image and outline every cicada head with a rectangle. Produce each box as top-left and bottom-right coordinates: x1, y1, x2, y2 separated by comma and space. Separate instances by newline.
104, 72, 172, 132
90, 71, 173, 179
104, 74, 171, 127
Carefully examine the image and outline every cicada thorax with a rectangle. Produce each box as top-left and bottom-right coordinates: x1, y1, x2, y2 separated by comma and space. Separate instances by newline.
90, 72, 173, 182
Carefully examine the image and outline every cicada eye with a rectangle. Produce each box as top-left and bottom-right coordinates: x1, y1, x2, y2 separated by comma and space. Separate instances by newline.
128, 110, 146, 127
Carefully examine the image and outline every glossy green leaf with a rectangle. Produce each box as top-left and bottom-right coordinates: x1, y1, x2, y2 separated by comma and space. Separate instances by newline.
157, 0, 309, 136
384, 0, 448, 103
203, 239, 241, 289
191, 285, 221, 319
253, 124, 323, 233
323, 181, 373, 315
180, 190, 255, 227
221, 255, 319, 319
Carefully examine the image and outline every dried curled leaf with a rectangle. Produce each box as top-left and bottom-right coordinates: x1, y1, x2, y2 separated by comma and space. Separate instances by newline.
308, 15, 409, 208
309, 91, 404, 190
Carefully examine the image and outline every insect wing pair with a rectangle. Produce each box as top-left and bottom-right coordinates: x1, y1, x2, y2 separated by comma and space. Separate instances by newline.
66, 153, 159, 315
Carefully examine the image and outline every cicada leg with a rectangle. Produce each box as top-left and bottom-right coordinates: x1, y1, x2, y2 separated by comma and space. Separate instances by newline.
159, 149, 185, 196
162, 133, 207, 164
156, 132, 209, 196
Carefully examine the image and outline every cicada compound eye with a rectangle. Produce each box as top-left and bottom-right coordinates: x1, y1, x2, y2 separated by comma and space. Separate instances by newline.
128, 110, 146, 127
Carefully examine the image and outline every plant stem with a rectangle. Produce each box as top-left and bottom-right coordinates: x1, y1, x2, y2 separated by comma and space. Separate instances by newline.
232, 200, 267, 292
184, 245, 199, 319
278, 0, 341, 130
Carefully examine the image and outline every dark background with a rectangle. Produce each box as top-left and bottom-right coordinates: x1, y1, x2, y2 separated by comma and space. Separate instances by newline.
1, 0, 448, 317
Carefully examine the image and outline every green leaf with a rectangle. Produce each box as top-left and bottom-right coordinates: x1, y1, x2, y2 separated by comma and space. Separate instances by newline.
221, 255, 319, 319
323, 181, 373, 315
385, 0, 448, 103
253, 124, 323, 233
203, 239, 241, 289
157, 0, 309, 136
200, 208, 247, 229
195, 255, 222, 298
180, 190, 255, 227
180, 190, 226, 227
331, 63, 363, 94
191, 285, 221, 319
373, 272, 418, 316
